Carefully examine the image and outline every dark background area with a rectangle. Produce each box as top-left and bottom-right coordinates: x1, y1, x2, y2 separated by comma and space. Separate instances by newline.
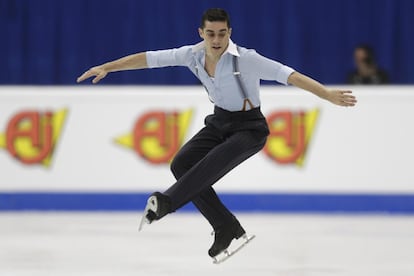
1, 0, 413, 85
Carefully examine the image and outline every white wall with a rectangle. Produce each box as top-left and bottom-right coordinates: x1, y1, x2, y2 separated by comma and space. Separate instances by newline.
0, 85, 413, 193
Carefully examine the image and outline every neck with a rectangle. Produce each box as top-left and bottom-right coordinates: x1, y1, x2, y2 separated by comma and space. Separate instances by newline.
205, 52, 221, 63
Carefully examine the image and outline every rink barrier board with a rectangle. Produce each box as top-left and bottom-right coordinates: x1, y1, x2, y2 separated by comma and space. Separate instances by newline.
1, 86, 414, 193
1, 193, 414, 213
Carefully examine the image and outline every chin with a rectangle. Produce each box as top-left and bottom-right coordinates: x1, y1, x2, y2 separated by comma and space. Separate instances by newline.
213, 48, 225, 54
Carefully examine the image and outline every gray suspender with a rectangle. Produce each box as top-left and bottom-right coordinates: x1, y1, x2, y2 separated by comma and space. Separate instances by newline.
232, 52, 254, 111
194, 49, 254, 111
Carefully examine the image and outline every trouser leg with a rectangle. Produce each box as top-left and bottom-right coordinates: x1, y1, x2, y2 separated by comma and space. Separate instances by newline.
192, 187, 236, 230
170, 126, 235, 229
165, 130, 267, 212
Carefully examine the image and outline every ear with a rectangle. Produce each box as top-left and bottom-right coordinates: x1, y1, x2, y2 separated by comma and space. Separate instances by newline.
228, 28, 232, 37
198, 28, 204, 39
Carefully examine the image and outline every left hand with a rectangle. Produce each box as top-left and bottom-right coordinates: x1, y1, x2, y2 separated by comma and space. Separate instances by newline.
327, 90, 357, 107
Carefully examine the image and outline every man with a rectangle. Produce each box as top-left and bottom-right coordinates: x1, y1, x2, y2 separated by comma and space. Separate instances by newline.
77, 8, 356, 262
347, 45, 389, 84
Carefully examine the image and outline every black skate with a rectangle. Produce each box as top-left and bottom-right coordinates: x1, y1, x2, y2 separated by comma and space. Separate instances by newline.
138, 192, 171, 231
209, 218, 255, 264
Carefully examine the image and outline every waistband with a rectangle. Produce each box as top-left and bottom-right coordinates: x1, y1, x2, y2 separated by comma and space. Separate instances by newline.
213, 106, 265, 120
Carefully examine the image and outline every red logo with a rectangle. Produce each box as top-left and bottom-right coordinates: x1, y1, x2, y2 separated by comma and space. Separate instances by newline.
264, 109, 319, 166
115, 109, 193, 164
0, 109, 67, 166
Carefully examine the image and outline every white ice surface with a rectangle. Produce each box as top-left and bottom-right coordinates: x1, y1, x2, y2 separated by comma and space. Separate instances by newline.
1, 213, 414, 276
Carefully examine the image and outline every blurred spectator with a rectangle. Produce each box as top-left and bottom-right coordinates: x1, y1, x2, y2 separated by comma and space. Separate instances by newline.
347, 45, 389, 84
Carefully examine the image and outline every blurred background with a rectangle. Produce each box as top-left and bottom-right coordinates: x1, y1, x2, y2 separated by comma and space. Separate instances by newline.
1, 1, 414, 275
1, 0, 414, 85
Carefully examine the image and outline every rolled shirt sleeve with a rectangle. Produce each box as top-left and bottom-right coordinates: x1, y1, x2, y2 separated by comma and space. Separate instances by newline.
243, 50, 295, 85
146, 45, 193, 68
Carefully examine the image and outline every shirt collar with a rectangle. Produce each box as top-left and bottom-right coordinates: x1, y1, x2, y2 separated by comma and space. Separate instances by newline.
192, 39, 240, 57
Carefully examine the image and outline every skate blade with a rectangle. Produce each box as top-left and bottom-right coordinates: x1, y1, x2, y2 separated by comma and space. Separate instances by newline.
138, 195, 158, 231
212, 234, 256, 264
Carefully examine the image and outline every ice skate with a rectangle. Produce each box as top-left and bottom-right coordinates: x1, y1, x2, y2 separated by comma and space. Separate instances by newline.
209, 218, 256, 264
138, 192, 171, 231
211, 234, 255, 264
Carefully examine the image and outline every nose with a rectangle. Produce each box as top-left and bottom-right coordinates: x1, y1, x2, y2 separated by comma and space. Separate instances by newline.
212, 35, 220, 44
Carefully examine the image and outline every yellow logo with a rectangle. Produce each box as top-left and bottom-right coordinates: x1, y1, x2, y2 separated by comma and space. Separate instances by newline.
264, 109, 319, 166
115, 109, 193, 164
0, 109, 67, 167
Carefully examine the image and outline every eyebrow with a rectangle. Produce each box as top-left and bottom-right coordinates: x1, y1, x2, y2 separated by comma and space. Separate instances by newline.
205, 29, 228, 33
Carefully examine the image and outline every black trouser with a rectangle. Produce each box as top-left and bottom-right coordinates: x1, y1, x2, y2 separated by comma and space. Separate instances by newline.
165, 106, 269, 230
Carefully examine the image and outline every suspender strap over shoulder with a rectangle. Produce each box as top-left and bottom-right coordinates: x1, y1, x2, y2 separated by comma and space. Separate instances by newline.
232, 53, 254, 111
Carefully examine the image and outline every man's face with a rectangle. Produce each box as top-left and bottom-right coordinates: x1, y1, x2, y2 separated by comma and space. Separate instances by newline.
354, 48, 369, 68
198, 20, 232, 58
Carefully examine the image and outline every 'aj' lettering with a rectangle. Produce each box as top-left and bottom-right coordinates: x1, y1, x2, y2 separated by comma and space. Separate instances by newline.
115, 109, 193, 164
264, 109, 319, 166
0, 109, 67, 166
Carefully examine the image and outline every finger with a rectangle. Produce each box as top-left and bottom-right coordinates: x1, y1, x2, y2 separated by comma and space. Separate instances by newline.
346, 96, 357, 101
344, 97, 355, 102
344, 100, 356, 106
77, 70, 93, 83
92, 76, 100, 84
341, 93, 356, 99
338, 97, 356, 107
343, 95, 357, 102
92, 73, 105, 84
77, 71, 90, 83
340, 102, 353, 107
338, 90, 352, 95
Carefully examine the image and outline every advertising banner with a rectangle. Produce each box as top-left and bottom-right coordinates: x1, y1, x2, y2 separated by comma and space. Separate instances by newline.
0, 86, 413, 193
1, 86, 413, 212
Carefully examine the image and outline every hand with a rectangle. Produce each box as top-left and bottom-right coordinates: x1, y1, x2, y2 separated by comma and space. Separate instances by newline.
327, 90, 357, 107
77, 65, 108, 84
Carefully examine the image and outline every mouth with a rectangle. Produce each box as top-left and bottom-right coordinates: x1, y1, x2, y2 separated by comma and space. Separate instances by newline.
212, 46, 222, 50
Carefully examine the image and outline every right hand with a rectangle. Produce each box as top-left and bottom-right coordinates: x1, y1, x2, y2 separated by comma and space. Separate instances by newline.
77, 65, 108, 84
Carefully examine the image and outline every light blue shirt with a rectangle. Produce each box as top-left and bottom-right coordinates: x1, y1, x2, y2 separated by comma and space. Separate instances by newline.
146, 39, 295, 111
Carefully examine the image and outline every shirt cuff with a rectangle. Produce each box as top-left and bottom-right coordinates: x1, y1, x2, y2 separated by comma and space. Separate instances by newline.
145, 51, 158, 68
278, 66, 296, 85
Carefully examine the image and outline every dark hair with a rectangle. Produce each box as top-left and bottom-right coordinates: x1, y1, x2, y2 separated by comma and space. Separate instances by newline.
200, 8, 231, 28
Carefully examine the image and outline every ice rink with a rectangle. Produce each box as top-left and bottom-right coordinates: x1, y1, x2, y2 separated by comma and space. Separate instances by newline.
1, 213, 414, 276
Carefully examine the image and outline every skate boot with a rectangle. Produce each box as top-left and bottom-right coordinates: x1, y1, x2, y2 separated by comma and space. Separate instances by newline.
208, 218, 256, 264
138, 192, 171, 231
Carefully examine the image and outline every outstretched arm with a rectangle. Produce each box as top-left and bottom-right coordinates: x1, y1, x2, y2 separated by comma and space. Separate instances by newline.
77, 52, 148, 84
287, 71, 357, 107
